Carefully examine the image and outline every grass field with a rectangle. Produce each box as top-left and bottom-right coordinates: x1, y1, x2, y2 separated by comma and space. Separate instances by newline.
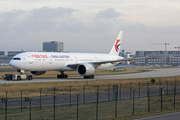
0, 94, 180, 120
0, 74, 179, 99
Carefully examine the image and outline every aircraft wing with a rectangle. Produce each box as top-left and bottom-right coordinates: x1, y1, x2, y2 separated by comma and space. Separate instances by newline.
66, 57, 146, 68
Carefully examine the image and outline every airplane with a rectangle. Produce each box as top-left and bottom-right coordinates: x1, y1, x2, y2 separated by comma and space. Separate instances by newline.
10, 30, 135, 79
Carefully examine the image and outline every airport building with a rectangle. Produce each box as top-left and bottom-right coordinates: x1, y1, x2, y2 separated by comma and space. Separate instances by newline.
8, 50, 25, 58
135, 51, 180, 66
119, 50, 134, 58
43, 41, 63, 52
0, 51, 5, 57
119, 50, 134, 65
0, 50, 25, 64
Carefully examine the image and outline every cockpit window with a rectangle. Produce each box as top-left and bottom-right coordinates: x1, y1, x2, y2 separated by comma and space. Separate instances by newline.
13, 58, 21, 60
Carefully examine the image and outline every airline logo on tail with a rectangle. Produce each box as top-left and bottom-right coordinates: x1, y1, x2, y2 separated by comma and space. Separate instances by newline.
114, 39, 121, 52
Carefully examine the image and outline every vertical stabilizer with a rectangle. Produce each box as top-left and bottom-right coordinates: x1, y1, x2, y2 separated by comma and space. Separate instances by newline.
109, 30, 123, 56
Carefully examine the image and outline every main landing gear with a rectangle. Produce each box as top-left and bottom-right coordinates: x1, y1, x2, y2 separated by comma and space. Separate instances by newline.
84, 75, 94, 79
57, 71, 68, 79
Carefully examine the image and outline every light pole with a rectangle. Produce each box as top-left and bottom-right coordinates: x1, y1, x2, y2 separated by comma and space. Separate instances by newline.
174, 46, 180, 51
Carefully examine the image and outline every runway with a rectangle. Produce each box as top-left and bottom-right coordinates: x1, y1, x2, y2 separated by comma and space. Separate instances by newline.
1, 68, 180, 84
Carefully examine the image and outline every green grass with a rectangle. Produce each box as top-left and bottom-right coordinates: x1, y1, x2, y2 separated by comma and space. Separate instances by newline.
0, 78, 179, 99
0, 94, 180, 120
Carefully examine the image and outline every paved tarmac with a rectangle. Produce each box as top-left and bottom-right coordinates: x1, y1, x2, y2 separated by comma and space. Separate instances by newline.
134, 112, 180, 120
1, 68, 180, 84
0, 68, 16, 72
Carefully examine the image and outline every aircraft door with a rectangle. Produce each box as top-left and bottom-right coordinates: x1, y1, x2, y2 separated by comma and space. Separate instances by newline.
28, 56, 33, 64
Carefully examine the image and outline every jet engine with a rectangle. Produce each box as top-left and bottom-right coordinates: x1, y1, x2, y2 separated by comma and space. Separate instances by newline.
30, 71, 46, 75
77, 64, 95, 76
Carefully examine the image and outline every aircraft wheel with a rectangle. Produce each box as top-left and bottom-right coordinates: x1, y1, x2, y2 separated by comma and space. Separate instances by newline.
57, 74, 60, 79
57, 74, 68, 79
17, 76, 20, 80
84, 75, 94, 79
57, 75, 59, 78
65, 75, 68, 78
28, 76, 32, 80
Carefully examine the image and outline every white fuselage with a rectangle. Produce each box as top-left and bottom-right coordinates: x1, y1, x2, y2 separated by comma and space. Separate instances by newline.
10, 52, 123, 71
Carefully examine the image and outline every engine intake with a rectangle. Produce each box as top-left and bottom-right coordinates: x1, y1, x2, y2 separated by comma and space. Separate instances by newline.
77, 64, 95, 76
30, 71, 46, 75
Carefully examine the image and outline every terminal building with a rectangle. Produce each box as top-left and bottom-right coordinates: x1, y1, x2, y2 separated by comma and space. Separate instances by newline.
8, 50, 25, 58
0, 51, 5, 57
0, 50, 25, 64
135, 51, 180, 66
43, 41, 63, 52
119, 50, 134, 65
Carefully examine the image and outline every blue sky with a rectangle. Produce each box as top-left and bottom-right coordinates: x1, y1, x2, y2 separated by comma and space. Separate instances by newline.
0, 0, 180, 53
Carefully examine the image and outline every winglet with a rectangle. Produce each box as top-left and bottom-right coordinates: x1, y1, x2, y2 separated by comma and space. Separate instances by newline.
109, 30, 123, 56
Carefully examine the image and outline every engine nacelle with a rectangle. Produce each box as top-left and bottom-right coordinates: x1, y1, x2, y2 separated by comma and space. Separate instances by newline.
30, 71, 46, 76
77, 64, 95, 76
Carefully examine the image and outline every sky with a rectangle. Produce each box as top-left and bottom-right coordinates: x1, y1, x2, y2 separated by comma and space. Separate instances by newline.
0, 0, 180, 54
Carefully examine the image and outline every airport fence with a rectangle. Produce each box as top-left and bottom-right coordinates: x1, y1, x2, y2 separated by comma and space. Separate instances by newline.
0, 80, 180, 120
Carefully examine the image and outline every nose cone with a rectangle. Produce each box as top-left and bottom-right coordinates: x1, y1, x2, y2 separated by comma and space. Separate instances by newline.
9, 59, 15, 68
10, 59, 21, 69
